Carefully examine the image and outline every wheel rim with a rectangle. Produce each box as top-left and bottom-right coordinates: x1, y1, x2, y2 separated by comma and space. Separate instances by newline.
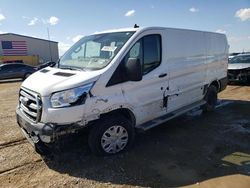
101, 125, 128, 154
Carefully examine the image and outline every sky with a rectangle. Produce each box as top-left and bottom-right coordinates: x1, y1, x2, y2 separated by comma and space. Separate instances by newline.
0, 0, 250, 55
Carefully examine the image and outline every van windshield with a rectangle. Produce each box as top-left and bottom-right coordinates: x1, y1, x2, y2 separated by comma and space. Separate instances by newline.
59, 32, 135, 70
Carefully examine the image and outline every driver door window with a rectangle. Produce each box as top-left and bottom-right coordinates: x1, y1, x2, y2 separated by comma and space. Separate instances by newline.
128, 42, 142, 59
125, 34, 161, 75
143, 35, 161, 74
107, 34, 162, 86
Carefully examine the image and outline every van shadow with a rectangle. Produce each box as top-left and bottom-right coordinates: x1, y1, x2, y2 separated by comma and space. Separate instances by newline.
44, 99, 250, 187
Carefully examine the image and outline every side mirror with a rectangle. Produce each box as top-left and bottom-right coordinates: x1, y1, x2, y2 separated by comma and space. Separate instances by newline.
125, 58, 142, 81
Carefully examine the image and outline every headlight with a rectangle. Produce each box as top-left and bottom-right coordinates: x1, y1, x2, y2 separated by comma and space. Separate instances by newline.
51, 82, 94, 108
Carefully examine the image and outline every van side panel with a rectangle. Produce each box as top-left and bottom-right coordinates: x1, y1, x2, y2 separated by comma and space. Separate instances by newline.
205, 33, 228, 87
165, 29, 207, 112
85, 28, 228, 127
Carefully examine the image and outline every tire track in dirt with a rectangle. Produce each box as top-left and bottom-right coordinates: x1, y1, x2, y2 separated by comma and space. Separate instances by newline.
0, 159, 42, 175
0, 142, 42, 175
0, 138, 27, 149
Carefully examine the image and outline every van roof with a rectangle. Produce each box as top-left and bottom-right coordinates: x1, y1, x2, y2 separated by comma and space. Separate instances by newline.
93, 26, 226, 36
92, 27, 140, 34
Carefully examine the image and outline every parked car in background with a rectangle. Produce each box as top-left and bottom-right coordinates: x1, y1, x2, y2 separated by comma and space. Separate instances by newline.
228, 52, 240, 60
37, 61, 56, 70
0, 63, 37, 80
228, 53, 250, 83
4, 60, 24, 64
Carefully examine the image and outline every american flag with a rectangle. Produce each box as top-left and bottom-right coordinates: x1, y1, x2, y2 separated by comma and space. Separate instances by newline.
1, 41, 27, 56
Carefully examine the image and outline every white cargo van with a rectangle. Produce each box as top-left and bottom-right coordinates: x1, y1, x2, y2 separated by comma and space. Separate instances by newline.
16, 26, 228, 155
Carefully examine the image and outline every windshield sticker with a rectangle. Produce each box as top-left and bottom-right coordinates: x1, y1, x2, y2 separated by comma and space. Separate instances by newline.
101, 46, 117, 52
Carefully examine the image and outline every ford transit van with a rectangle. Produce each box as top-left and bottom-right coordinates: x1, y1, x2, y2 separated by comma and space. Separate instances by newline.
16, 27, 228, 155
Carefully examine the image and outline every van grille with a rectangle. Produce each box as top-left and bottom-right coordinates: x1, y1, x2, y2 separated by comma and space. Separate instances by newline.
19, 88, 42, 122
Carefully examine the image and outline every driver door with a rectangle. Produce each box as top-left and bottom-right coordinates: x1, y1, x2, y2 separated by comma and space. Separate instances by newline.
121, 31, 169, 125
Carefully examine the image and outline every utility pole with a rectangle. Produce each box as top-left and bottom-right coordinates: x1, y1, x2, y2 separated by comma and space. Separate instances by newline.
47, 27, 53, 62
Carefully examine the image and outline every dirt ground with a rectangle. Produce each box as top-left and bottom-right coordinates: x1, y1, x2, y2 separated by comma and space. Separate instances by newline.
0, 80, 249, 188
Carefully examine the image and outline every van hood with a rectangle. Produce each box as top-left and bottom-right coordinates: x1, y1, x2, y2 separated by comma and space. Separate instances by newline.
22, 67, 102, 96
228, 63, 250, 70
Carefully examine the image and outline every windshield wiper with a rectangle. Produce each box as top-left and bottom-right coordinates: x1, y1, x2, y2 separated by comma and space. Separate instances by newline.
60, 67, 83, 71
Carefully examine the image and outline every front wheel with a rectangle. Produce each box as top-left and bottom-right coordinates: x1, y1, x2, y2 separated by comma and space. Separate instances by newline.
202, 85, 218, 112
88, 115, 135, 156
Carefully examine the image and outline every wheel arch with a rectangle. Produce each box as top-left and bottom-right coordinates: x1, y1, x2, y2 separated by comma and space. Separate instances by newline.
208, 80, 220, 92
100, 108, 136, 127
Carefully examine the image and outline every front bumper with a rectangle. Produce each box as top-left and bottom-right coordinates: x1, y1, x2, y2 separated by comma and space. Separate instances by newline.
16, 107, 85, 145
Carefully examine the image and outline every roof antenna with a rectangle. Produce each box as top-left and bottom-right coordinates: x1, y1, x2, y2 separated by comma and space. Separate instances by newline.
134, 24, 139, 28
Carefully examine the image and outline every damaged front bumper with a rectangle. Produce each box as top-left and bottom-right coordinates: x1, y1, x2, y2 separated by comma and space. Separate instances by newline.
228, 69, 250, 82
16, 107, 86, 146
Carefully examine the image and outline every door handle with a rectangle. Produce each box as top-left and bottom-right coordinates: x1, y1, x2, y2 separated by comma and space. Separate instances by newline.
158, 73, 167, 78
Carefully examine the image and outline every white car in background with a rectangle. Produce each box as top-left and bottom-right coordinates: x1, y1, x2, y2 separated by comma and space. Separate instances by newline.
228, 53, 240, 60
228, 53, 250, 83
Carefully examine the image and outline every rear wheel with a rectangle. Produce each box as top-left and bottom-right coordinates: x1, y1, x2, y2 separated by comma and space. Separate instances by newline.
88, 115, 135, 156
202, 85, 218, 112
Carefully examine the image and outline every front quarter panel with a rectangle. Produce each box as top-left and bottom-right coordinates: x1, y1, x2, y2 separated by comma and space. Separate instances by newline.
40, 96, 86, 124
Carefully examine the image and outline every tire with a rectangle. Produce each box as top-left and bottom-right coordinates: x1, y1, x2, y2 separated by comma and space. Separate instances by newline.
88, 115, 135, 156
23, 73, 31, 80
202, 85, 218, 112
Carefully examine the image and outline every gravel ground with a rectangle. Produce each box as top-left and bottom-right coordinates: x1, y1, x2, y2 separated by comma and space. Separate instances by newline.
0, 81, 249, 188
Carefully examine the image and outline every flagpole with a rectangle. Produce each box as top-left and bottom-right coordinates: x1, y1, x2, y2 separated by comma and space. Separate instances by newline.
47, 27, 53, 62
